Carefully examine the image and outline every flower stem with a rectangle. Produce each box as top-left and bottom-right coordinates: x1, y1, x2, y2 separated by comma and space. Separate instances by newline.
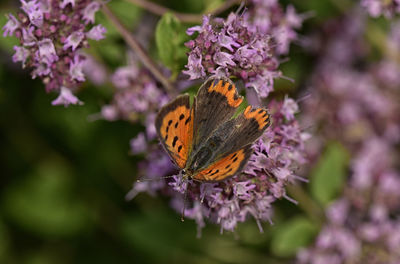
125, 0, 242, 23
287, 184, 325, 225
100, 2, 175, 94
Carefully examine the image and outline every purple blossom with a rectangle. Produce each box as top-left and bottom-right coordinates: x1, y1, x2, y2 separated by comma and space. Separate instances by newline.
60, 0, 75, 9
86, 24, 106, 40
82, 2, 100, 24
69, 55, 85, 82
130, 133, 147, 154
51, 86, 83, 107
38, 38, 58, 65
361, 0, 400, 18
297, 12, 400, 264
63, 31, 85, 51
2, 14, 19, 37
183, 5, 303, 98
3, 0, 106, 106
12, 46, 29, 66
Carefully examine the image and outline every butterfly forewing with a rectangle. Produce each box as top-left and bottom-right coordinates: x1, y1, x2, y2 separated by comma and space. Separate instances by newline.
155, 94, 194, 169
192, 77, 243, 151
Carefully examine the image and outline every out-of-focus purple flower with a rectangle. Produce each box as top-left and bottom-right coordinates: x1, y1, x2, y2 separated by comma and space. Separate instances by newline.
63, 31, 84, 51
51, 86, 83, 107
12, 46, 29, 66
60, 0, 75, 9
361, 0, 400, 18
82, 2, 100, 24
3, 0, 106, 106
3, 14, 19, 37
69, 54, 85, 82
130, 133, 147, 154
297, 12, 400, 264
82, 54, 107, 85
102, 53, 170, 124
38, 38, 59, 65
86, 24, 106, 40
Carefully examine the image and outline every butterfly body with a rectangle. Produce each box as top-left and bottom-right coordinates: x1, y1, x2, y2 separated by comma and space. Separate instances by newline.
155, 77, 270, 182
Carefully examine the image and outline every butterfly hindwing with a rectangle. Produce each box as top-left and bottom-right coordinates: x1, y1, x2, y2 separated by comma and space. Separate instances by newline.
193, 77, 243, 151
192, 144, 253, 181
215, 105, 271, 155
155, 94, 194, 168
191, 105, 270, 181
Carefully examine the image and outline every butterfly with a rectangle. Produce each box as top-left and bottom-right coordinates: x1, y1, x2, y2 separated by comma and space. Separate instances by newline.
155, 77, 270, 182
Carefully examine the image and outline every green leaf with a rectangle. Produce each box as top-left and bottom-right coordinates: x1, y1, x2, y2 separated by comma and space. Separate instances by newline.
155, 13, 188, 78
271, 217, 318, 257
310, 141, 350, 206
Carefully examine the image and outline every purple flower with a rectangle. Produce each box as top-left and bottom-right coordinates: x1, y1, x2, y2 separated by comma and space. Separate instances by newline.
2, 14, 19, 37
86, 25, 106, 40
130, 133, 147, 154
82, 2, 100, 24
63, 31, 85, 51
21, 0, 44, 27
51, 87, 83, 107
69, 55, 85, 82
12, 46, 29, 66
3, 0, 106, 106
38, 38, 59, 65
183, 4, 302, 98
60, 0, 75, 9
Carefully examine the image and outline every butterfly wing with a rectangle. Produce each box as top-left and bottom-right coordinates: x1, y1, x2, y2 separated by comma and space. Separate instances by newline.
192, 77, 243, 151
193, 145, 254, 181
192, 105, 270, 181
155, 94, 195, 169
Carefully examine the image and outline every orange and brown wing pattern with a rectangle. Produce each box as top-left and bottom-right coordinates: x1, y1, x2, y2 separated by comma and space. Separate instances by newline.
243, 105, 270, 130
193, 77, 243, 149
155, 94, 194, 169
192, 145, 253, 182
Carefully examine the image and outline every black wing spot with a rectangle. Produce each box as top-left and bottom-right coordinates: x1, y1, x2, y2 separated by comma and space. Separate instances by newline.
225, 164, 231, 169
166, 126, 169, 133
165, 135, 168, 140
168, 120, 173, 126
231, 153, 237, 160
227, 168, 233, 173
177, 145, 183, 153
174, 122, 179, 129
258, 109, 264, 114
233, 93, 238, 100
172, 136, 178, 147
228, 85, 232, 91
179, 114, 185, 120
233, 157, 238, 162
250, 108, 256, 113
185, 116, 191, 125
210, 169, 220, 176
262, 112, 268, 118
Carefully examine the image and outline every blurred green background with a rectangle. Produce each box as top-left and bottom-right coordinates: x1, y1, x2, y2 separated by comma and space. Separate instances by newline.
0, 0, 367, 263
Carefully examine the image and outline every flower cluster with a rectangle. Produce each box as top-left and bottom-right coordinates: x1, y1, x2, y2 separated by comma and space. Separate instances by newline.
101, 52, 170, 153
297, 13, 400, 264
128, 97, 309, 235
361, 0, 400, 18
2, 0, 106, 106
183, 1, 305, 98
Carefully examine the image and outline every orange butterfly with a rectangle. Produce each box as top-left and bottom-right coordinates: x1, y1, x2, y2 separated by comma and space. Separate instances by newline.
155, 77, 270, 182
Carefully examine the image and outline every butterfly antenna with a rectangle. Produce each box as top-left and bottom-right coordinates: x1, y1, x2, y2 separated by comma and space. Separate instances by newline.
181, 181, 189, 222
136, 175, 176, 182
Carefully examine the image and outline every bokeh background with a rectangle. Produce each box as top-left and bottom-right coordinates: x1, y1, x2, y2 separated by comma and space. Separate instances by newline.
1, 0, 399, 263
